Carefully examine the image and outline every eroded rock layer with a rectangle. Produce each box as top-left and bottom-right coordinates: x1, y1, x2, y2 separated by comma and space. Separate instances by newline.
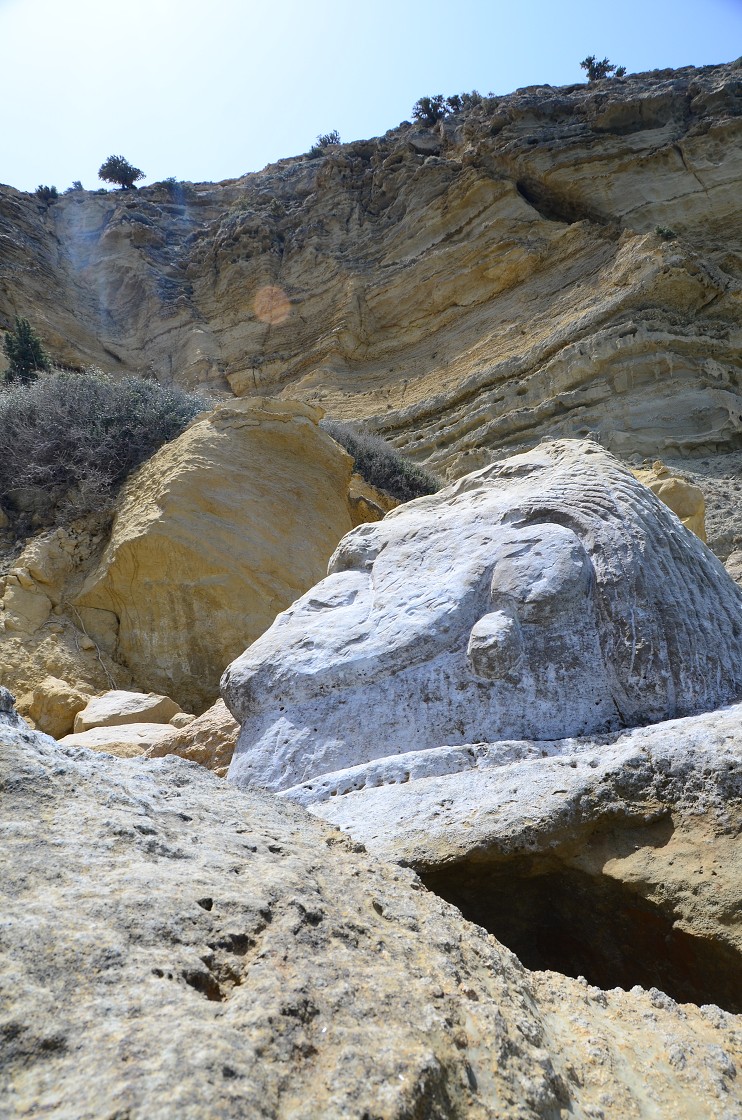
1, 63, 742, 472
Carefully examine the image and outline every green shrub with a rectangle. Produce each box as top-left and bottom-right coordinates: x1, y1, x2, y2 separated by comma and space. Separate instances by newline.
655, 225, 677, 240
35, 185, 58, 203
3, 317, 51, 385
580, 56, 626, 81
0, 370, 205, 522
412, 95, 447, 126
308, 130, 342, 157
321, 420, 441, 503
98, 154, 145, 190
411, 92, 484, 126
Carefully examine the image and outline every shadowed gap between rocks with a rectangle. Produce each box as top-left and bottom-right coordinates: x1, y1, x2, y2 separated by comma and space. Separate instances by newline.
421, 856, 742, 1014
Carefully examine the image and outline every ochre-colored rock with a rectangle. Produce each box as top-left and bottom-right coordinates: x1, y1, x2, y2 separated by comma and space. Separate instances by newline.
58, 722, 175, 757
347, 472, 398, 526
2, 63, 742, 475
24, 676, 90, 738
726, 548, 742, 586
76, 398, 356, 712
146, 698, 238, 777
0, 525, 133, 729
632, 460, 706, 540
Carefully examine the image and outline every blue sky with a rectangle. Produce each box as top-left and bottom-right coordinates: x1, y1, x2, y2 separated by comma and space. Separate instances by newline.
1, 0, 741, 192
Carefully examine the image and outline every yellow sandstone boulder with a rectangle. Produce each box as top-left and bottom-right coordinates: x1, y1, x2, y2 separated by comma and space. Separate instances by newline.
76, 398, 356, 712
632, 461, 706, 541
146, 698, 239, 777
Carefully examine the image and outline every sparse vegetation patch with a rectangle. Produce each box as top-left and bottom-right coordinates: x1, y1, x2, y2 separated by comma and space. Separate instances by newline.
0, 370, 205, 523
321, 420, 441, 503
412, 92, 483, 126
580, 56, 626, 81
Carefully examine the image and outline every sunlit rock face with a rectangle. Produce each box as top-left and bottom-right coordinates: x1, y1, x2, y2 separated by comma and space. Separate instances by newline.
3, 64, 742, 471
224, 440, 742, 793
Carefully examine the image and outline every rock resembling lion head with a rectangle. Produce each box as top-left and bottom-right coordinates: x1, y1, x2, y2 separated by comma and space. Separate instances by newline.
223, 441, 742, 794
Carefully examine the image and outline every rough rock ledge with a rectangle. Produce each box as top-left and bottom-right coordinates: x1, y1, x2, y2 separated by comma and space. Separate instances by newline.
2, 721, 741, 1119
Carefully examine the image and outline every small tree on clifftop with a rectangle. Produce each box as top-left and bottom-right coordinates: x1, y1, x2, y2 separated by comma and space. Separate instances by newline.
98, 155, 145, 190
580, 56, 626, 81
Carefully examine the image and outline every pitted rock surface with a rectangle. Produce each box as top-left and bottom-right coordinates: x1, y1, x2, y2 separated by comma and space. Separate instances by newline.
2, 727, 742, 1120
224, 440, 742, 794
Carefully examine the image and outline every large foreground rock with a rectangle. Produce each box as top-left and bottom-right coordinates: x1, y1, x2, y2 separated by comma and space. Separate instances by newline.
76, 398, 356, 712
224, 440, 742, 792
2, 725, 742, 1119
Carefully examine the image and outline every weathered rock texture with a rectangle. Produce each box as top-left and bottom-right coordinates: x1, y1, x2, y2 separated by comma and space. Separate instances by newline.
664, 449, 742, 561
76, 397, 356, 711
58, 721, 174, 757
310, 701, 742, 1014
3, 724, 741, 1119
225, 441, 742, 792
2, 63, 742, 474
0, 521, 134, 734
146, 698, 239, 777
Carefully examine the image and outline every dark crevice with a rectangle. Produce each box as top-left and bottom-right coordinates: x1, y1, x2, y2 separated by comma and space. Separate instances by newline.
515, 179, 609, 226
422, 856, 742, 1013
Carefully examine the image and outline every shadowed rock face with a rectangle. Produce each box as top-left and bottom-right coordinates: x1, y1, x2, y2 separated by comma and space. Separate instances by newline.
224, 440, 742, 792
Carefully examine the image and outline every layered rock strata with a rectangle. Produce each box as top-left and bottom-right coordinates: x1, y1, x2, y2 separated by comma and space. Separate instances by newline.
2, 63, 742, 471
3, 721, 741, 1119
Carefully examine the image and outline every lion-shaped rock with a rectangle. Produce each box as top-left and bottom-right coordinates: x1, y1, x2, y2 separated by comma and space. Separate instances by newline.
223, 440, 742, 794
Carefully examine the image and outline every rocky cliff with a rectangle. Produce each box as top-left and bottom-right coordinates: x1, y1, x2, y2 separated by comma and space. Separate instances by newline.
2, 60, 742, 1120
2, 62, 742, 478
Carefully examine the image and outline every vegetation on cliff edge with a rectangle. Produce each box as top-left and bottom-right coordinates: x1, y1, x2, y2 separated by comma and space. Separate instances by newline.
3, 317, 51, 385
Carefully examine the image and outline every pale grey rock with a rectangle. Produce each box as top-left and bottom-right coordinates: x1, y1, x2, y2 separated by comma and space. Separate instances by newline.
59, 721, 177, 756
224, 440, 742, 793
3, 727, 742, 1119
73, 688, 182, 732
307, 700, 742, 861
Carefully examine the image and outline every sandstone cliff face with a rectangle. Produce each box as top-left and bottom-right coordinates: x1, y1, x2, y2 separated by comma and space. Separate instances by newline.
2, 63, 741, 475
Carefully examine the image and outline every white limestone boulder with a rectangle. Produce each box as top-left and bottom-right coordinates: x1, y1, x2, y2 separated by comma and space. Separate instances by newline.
224, 440, 742, 794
